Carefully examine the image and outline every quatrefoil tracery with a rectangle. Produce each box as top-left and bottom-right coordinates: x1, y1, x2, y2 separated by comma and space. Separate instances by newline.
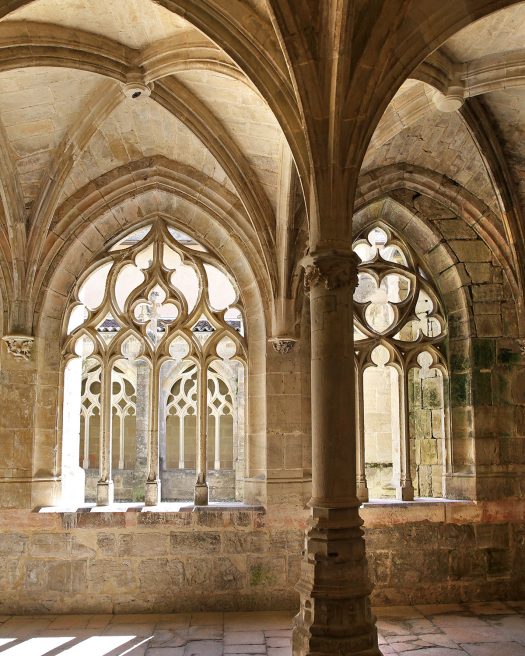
63, 221, 247, 365
353, 225, 446, 352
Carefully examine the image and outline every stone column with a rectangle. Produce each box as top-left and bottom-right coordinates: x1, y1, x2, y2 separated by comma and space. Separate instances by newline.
97, 363, 114, 505
133, 360, 149, 502
194, 363, 209, 505
145, 360, 161, 505
234, 362, 245, 502
356, 363, 369, 502
293, 250, 380, 656
398, 373, 414, 501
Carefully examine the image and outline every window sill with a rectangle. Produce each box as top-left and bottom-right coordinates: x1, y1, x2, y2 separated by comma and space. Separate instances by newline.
361, 497, 473, 507
38, 500, 263, 514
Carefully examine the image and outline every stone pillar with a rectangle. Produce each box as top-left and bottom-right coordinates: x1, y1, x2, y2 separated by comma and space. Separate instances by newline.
97, 363, 114, 505
265, 337, 311, 508
234, 362, 245, 502
133, 360, 149, 502
145, 360, 161, 505
356, 364, 369, 502
398, 373, 414, 500
293, 250, 380, 656
194, 363, 209, 505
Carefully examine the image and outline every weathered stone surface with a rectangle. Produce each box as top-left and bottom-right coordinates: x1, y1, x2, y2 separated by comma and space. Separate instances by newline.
0, 533, 28, 556
137, 558, 184, 591
222, 531, 269, 554
170, 531, 221, 554
0, 505, 522, 613
118, 533, 169, 557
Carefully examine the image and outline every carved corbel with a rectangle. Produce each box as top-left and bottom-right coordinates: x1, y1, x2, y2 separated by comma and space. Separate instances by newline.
432, 73, 465, 113
518, 338, 525, 356
269, 337, 297, 355
2, 334, 34, 361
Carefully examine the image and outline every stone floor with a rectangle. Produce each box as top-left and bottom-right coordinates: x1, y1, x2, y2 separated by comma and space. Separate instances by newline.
0, 602, 525, 655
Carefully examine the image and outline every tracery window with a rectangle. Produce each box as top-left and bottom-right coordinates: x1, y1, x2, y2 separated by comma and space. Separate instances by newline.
61, 221, 246, 506
353, 225, 448, 500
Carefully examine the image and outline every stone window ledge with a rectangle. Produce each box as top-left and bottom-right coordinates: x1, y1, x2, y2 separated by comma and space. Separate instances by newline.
360, 497, 512, 528
34, 502, 266, 529
1, 497, 521, 530
38, 501, 263, 514
362, 497, 473, 508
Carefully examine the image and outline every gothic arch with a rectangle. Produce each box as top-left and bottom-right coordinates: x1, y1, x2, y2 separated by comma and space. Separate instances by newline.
355, 164, 522, 323
33, 176, 271, 506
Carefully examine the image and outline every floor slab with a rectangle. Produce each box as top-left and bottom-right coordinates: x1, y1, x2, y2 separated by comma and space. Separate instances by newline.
0, 602, 524, 654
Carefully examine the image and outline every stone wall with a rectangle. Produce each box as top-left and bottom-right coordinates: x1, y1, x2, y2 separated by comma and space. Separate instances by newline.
1, 501, 524, 614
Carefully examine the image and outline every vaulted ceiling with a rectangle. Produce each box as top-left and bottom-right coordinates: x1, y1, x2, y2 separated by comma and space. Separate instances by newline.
0, 0, 524, 336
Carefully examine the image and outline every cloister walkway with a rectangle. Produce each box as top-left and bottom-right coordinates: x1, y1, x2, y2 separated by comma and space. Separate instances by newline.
0, 602, 525, 655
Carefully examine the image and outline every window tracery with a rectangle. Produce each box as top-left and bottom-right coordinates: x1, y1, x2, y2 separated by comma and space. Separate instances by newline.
353, 225, 448, 501
62, 220, 247, 506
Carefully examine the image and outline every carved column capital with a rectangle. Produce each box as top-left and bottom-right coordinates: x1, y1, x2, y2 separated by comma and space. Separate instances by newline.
2, 334, 34, 361
269, 337, 297, 355
302, 250, 360, 293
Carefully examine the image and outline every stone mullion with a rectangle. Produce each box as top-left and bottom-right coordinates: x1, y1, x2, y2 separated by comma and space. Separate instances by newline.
293, 250, 380, 656
194, 362, 209, 505
145, 359, 161, 506
235, 363, 245, 502
397, 368, 415, 501
178, 415, 185, 469
214, 412, 221, 470
356, 362, 369, 502
134, 360, 149, 501
96, 362, 114, 506
118, 414, 125, 470
82, 414, 90, 469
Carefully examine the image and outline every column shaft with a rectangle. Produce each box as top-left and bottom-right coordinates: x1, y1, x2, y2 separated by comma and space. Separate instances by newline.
194, 363, 209, 505
178, 415, 185, 469
214, 413, 221, 470
397, 372, 414, 500
293, 250, 380, 656
96, 363, 114, 505
83, 415, 90, 469
145, 360, 160, 505
134, 360, 149, 501
118, 415, 125, 470
356, 364, 369, 502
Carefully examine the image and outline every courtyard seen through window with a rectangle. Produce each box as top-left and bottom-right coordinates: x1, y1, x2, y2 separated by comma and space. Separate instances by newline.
61, 221, 448, 506
353, 225, 448, 501
61, 221, 246, 506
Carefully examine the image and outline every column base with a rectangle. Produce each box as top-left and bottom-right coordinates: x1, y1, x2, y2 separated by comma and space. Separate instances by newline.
194, 482, 209, 506
145, 479, 161, 506
292, 503, 380, 656
96, 480, 114, 506
357, 482, 369, 503
396, 483, 415, 501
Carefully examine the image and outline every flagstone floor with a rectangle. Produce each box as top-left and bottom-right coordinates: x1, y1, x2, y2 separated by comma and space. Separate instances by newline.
0, 601, 524, 655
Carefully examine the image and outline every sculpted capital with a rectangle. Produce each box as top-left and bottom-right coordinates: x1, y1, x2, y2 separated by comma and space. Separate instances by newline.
302, 250, 360, 293
2, 334, 34, 361
269, 337, 297, 355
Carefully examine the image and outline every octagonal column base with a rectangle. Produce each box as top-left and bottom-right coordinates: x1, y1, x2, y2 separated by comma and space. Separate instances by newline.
96, 480, 114, 506
194, 482, 209, 506
145, 479, 161, 506
292, 504, 380, 656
